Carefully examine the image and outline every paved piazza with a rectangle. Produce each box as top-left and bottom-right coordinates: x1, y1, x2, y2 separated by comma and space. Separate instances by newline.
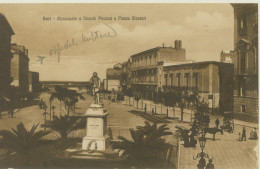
0, 92, 258, 169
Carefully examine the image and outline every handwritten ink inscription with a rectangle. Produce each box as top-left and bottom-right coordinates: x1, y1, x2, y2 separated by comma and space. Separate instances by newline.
49, 23, 117, 63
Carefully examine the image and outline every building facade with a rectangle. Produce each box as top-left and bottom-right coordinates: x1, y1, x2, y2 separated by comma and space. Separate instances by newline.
131, 40, 186, 95
28, 71, 41, 93
105, 67, 123, 92
231, 4, 258, 119
163, 61, 234, 114
10, 43, 29, 93
0, 14, 14, 98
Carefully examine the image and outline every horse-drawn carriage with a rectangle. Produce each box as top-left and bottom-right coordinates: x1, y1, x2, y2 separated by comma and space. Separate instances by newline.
222, 112, 234, 133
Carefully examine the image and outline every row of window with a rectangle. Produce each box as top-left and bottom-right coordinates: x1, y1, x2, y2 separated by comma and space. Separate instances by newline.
164, 72, 199, 88
132, 55, 157, 68
131, 70, 157, 83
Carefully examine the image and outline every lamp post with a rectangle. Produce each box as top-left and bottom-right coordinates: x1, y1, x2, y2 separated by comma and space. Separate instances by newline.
193, 132, 212, 169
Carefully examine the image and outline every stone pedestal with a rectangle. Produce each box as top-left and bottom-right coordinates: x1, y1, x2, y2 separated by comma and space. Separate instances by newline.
82, 104, 109, 151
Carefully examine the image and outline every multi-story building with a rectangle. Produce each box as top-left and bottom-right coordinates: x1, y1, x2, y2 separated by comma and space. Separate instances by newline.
10, 43, 29, 93
231, 4, 258, 120
130, 40, 186, 95
28, 71, 41, 93
121, 59, 132, 91
0, 14, 15, 100
163, 61, 234, 114
105, 65, 123, 92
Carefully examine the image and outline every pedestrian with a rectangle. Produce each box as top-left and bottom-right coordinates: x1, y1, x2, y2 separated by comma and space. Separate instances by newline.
39, 99, 43, 109
197, 157, 206, 169
215, 118, 219, 129
250, 130, 254, 139
242, 127, 246, 141
190, 132, 197, 147
184, 132, 190, 147
152, 108, 154, 115
206, 159, 215, 169
144, 104, 147, 113
253, 127, 258, 140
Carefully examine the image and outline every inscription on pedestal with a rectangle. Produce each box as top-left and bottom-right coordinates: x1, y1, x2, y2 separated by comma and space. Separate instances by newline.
87, 118, 103, 137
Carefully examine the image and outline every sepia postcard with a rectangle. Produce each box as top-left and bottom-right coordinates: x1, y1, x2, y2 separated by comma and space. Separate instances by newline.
0, 2, 258, 169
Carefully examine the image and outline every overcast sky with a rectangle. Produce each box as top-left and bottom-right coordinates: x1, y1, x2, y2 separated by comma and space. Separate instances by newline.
0, 3, 234, 81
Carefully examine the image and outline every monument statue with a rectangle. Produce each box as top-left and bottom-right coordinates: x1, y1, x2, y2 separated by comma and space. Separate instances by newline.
89, 72, 101, 104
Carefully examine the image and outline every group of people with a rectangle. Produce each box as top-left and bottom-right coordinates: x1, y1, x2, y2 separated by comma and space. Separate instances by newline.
250, 127, 258, 140
184, 121, 198, 147
197, 158, 215, 169
238, 127, 258, 141
183, 130, 197, 147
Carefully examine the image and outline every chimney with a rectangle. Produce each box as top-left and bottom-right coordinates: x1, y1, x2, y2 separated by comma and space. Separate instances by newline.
175, 40, 179, 49
179, 40, 182, 49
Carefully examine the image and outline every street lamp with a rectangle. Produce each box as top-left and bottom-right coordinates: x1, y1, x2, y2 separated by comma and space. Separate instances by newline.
198, 135, 206, 152
193, 132, 211, 160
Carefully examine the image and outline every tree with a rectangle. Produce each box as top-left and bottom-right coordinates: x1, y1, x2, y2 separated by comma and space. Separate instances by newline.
169, 91, 178, 118
157, 90, 164, 115
63, 89, 85, 116
48, 116, 84, 140
113, 121, 172, 168
175, 90, 185, 122
195, 99, 210, 129
51, 87, 85, 116
152, 91, 159, 114
50, 90, 64, 116
164, 91, 171, 117
134, 93, 141, 109
0, 123, 50, 165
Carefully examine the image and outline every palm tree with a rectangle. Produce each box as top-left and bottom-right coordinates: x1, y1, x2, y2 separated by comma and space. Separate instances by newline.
48, 116, 84, 140
0, 122, 50, 164
50, 87, 85, 116
113, 121, 172, 168
50, 90, 65, 116
63, 88, 85, 116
